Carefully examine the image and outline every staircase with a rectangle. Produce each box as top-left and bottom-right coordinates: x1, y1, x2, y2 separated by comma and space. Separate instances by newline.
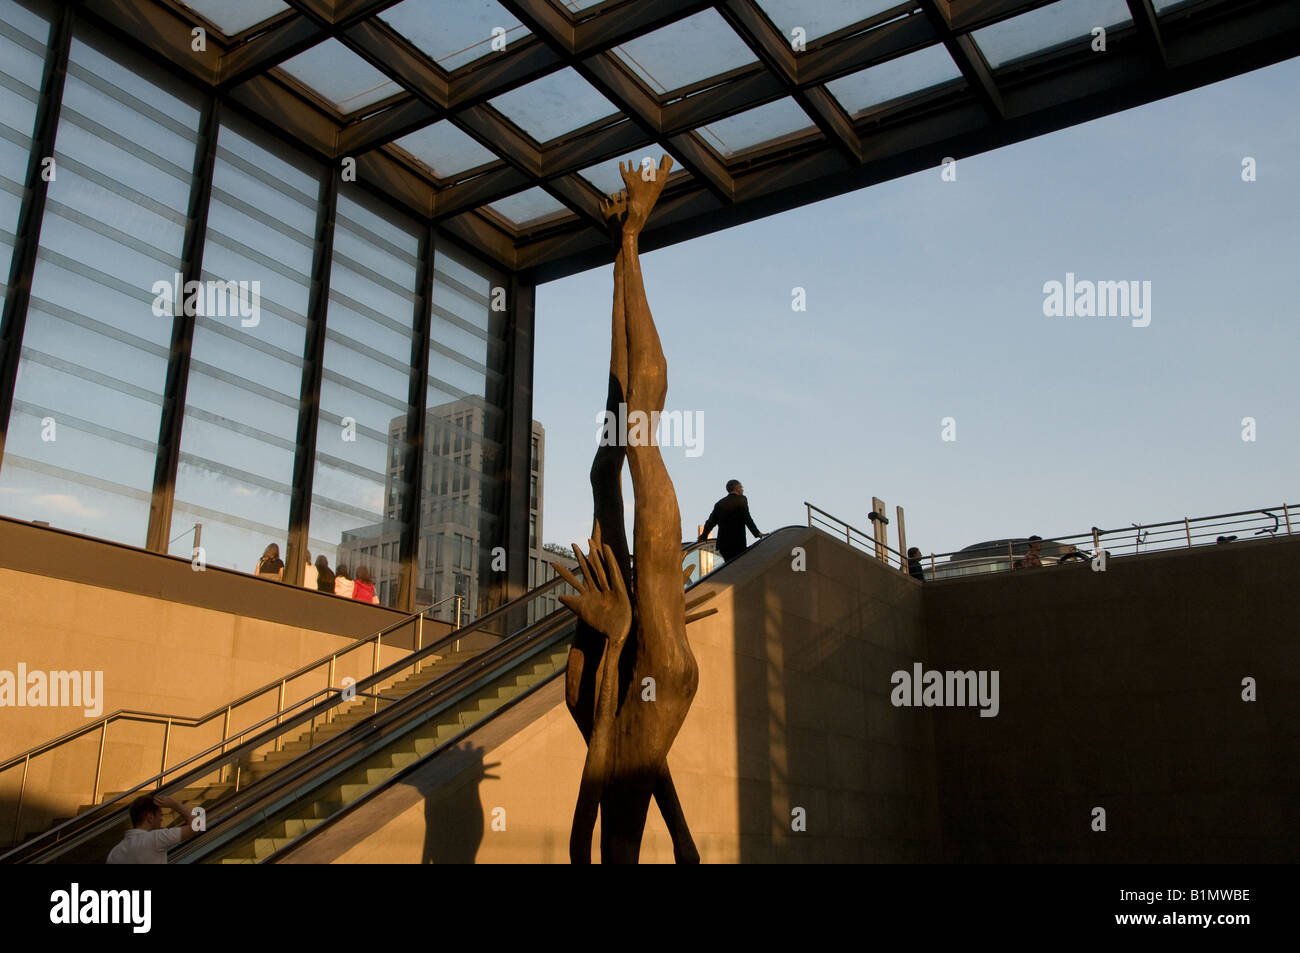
201, 639, 572, 863
46, 646, 479, 864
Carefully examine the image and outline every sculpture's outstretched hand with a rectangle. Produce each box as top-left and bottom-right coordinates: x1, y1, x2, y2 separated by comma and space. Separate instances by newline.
618, 156, 672, 234
553, 525, 631, 647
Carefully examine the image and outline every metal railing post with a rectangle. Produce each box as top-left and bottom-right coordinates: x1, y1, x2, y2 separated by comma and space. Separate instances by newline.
159, 717, 172, 786
13, 755, 30, 847
1007, 540, 1014, 571
1184, 517, 1192, 548
415, 612, 423, 675
454, 596, 463, 652
274, 680, 285, 752
327, 655, 337, 723
1284, 504, 1292, 535
373, 633, 382, 712
91, 721, 107, 807
929, 553, 935, 578
1092, 527, 1101, 554
220, 706, 231, 782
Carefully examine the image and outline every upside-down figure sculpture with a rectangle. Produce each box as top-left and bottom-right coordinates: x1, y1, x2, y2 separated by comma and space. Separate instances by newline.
551, 156, 713, 864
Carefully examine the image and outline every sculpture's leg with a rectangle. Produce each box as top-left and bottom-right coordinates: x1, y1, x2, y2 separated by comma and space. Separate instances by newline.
555, 538, 631, 864
567, 205, 633, 742
599, 161, 698, 863
563, 185, 698, 863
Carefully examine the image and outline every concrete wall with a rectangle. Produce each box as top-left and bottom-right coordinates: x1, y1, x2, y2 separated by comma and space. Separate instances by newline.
0, 517, 449, 843
924, 533, 1300, 862
286, 525, 942, 863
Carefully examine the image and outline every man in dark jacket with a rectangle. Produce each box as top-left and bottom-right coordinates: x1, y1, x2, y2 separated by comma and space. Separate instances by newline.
698, 480, 763, 562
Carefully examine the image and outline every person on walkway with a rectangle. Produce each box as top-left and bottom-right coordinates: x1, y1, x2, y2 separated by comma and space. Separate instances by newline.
352, 565, 379, 604
315, 554, 335, 593
303, 550, 317, 590
334, 564, 354, 599
1014, 535, 1043, 570
907, 547, 926, 582
106, 793, 202, 864
256, 543, 284, 580
698, 479, 763, 562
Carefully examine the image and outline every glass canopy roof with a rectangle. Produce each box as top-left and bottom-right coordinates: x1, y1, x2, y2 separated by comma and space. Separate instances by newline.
177, 0, 288, 37
973, 0, 1134, 70
489, 67, 619, 143
278, 38, 403, 114
93, 0, 1300, 280
611, 9, 757, 95
754, 0, 903, 45
380, 0, 532, 74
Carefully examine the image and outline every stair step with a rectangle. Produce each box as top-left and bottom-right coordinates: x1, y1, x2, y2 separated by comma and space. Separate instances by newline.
390, 750, 421, 769
252, 836, 294, 859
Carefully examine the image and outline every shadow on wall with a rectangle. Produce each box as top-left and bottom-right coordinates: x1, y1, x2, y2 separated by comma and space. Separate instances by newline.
725, 529, 939, 863
0, 792, 82, 859
418, 742, 498, 864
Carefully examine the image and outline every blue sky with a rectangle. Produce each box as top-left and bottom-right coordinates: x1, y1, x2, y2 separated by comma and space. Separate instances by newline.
534, 54, 1300, 559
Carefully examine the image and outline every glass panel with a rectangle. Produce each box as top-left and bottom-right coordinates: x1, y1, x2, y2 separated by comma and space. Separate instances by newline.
278, 38, 402, 114
826, 44, 963, 117
488, 187, 569, 226
753, 0, 901, 45
973, 0, 1133, 70
697, 97, 815, 157
309, 189, 421, 608
578, 149, 682, 196
381, 0, 531, 73
392, 121, 498, 179
0, 0, 49, 331
177, 0, 289, 36
556, 0, 608, 16
416, 243, 508, 622
611, 9, 757, 95
489, 68, 617, 143
1153, 0, 1195, 11
0, 32, 200, 545
169, 118, 321, 574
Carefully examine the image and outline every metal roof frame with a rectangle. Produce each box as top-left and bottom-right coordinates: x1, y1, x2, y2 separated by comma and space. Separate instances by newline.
70, 0, 1300, 282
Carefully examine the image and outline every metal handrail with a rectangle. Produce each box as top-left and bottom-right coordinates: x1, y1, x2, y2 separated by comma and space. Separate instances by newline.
173, 611, 583, 865
4, 537, 715, 856
2, 583, 568, 860
804, 501, 1294, 580
0, 600, 441, 775
805, 501, 910, 569
921, 503, 1293, 568
184, 541, 722, 864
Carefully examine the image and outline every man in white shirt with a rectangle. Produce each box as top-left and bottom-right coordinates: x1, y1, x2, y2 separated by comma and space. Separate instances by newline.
106, 793, 201, 864
303, 550, 318, 590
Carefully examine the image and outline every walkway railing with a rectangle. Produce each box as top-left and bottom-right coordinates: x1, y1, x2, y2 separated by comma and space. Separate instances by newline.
1, 538, 713, 851
807, 502, 1294, 580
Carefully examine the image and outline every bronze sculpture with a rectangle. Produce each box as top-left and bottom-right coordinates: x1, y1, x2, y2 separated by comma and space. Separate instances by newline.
552, 157, 703, 864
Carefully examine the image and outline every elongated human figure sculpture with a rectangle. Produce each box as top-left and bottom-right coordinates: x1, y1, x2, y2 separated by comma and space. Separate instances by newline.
553, 157, 701, 864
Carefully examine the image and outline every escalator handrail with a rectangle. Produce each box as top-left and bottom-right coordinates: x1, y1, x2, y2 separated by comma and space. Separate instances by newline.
7, 539, 716, 862
171, 612, 582, 864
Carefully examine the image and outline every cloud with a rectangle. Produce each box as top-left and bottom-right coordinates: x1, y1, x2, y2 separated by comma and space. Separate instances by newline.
31, 494, 102, 519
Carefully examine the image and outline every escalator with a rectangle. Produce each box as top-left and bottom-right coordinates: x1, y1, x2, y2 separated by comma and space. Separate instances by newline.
4, 538, 723, 864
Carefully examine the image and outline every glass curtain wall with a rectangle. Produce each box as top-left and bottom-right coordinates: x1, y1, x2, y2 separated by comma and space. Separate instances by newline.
0, 0, 48, 326
0, 3, 520, 615
309, 189, 421, 608
167, 117, 319, 572
0, 21, 200, 544
417, 243, 508, 621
